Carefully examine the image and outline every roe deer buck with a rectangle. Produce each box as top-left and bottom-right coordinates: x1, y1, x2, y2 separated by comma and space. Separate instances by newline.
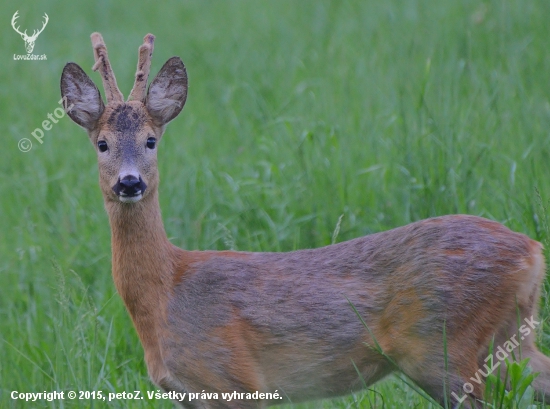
61, 33, 550, 408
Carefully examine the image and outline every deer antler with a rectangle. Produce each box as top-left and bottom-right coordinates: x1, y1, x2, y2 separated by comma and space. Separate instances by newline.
91, 32, 124, 104
11, 11, 28, 38
128, 34, 155, 103
29, 13, 48, 40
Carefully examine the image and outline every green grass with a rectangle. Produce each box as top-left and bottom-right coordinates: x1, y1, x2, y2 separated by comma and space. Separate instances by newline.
2, 0, 550, 407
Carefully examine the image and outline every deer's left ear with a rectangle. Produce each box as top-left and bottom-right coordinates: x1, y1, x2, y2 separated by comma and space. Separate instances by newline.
146, 57, 188, 126
61, 62, 105, 131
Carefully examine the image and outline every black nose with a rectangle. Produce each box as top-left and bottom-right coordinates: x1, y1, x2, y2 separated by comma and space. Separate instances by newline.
120, 176, 140, 191
112, 175, 147, 197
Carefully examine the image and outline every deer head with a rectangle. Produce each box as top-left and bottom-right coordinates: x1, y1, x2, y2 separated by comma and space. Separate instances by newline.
60, 33, 188, 204
11, 11, 48, 54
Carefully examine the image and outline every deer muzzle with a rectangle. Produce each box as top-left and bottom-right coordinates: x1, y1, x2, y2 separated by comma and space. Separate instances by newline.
113, 174, 147, 203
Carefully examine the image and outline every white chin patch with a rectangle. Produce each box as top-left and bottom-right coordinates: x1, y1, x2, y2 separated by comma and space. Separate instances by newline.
119, 194, 142, 203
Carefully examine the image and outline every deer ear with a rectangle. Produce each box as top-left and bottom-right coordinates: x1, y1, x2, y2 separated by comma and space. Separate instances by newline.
61, 62, 105, 131
146, 57, 188, 126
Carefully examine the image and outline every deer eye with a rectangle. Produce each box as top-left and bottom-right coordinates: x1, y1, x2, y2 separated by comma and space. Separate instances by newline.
146, 137, 156, 149
98, 140, 108, 152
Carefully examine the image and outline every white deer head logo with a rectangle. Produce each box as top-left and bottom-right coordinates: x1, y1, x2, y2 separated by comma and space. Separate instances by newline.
11, 11, 49, 54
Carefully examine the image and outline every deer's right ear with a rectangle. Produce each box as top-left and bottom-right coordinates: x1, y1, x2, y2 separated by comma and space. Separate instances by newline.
61, 62, 105, 131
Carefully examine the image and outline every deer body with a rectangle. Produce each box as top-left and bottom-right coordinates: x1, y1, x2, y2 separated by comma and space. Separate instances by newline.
61, 33, 550, 408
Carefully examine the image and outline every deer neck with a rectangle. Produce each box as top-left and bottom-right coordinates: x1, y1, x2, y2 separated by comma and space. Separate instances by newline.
105, 190, 174, 345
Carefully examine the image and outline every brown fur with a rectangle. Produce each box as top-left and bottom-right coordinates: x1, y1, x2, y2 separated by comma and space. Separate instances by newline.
61, 33, 550, 408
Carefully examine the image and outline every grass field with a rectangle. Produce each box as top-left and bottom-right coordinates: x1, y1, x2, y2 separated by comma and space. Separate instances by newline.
2, 0, 550, 407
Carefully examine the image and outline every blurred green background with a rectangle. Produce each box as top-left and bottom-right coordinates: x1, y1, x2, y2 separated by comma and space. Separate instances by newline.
2, 0, 550, 407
